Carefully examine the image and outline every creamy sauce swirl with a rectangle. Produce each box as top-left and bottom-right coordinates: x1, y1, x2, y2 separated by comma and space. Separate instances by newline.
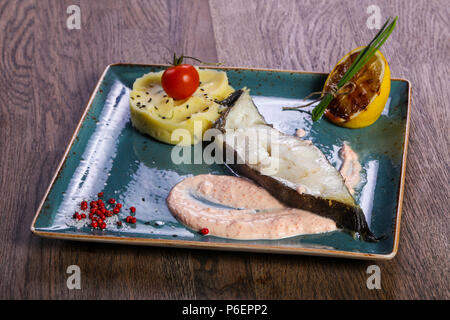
167, 175, 336, 240
339, 143, 362, 194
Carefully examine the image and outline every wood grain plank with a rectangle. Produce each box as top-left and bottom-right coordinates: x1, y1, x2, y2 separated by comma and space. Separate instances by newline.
0, 0, 38, 299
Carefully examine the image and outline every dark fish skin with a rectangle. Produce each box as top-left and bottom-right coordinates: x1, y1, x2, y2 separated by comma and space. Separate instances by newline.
228, 162, 379, 242
214, 89, 245, 130
216, 89, 244, 107
214, 90, 380, 242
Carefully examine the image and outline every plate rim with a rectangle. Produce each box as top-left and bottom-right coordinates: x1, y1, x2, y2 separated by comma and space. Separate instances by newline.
30, 63, 412, 260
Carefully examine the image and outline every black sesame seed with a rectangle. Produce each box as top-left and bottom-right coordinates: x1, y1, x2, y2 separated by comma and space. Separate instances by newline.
165, 99, 169, 103
148, 98, 152, 103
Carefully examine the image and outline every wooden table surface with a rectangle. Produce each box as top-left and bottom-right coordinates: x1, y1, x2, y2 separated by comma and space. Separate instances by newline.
0, 0, 448, 300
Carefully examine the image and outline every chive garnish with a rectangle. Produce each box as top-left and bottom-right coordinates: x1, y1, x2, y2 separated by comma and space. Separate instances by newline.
284, 17, 398, 122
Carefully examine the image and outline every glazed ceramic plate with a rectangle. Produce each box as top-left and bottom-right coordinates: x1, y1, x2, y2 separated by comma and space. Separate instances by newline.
31, 64, 410, 260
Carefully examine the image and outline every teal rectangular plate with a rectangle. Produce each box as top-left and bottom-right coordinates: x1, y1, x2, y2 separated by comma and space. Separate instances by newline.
31, 64, 410, 260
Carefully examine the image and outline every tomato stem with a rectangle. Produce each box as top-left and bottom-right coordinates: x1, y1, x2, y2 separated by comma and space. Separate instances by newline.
172, 54, 222, 66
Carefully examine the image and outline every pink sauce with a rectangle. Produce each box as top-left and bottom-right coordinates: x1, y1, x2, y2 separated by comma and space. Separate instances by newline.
339, 143, 362, 194
295, 128, 306, 138
167, 175, 336, 240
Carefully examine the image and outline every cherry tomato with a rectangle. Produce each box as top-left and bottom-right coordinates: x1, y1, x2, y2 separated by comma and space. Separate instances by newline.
162, 64, 199, 100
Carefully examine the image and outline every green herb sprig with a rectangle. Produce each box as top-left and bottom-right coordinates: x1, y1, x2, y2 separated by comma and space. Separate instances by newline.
284, 16, 398, 121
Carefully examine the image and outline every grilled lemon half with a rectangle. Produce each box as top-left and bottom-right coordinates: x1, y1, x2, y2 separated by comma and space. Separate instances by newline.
130, 68, 234, 145
323, 46, 391, 128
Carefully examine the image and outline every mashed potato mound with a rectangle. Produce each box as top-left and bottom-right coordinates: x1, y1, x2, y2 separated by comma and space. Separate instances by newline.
130, 68, 234, 145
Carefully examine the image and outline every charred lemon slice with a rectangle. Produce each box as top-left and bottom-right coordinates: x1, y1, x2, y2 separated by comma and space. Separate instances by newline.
130, 68, 234, 145
323, 46, 390, 128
